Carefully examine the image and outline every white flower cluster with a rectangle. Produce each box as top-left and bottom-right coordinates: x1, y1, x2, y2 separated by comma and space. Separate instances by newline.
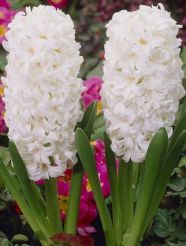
101, 4, 185, 163
3, 6, 83, 180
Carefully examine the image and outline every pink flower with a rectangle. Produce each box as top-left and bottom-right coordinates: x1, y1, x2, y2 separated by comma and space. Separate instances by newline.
0, 6, 16, 43
35, 179, 45, 185
57, 170, 98, 235
88, 140, 110, 197
57, 140, 111, 235
0, 114, 6, 133
0, 97, 4, 113
47, 0, 68, 9
0, 0, 11, 9
82, 77, 103, 109
0, 82, 7, 133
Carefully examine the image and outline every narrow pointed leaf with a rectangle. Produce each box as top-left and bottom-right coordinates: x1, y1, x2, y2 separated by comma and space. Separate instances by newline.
79, 102, 96, 130
0, 158, 50, 244
141, 130, 186, 235
84, 102, 97, 139
104, 133, 121, 242
104, 133, 117, 188
127, 128, 168, 245
65, 103, 97, 234
170, 98, 186, 147
75, 128, 115, 246
9, 141, 50, 234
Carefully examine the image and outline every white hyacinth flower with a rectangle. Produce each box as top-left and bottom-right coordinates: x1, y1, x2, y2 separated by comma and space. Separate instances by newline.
101, 4, 185, 163
2, 6, 83, 180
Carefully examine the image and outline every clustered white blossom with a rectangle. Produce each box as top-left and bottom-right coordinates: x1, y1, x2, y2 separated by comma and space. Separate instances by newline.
3, 6, 83, 180
101, 4, 185, 163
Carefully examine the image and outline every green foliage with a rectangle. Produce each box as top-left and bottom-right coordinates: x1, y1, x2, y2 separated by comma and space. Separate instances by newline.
181, 48, 186, 90
151, 208, 186, 244
75, 128, 115, 246
0, 48, 7, 74
79, 58, 99, 79
91, 113, 106, 141
145, 153, 186, 246
86, 61, 103, 78
91, 113, 105, 141
0, 231, 30, 246
91, 126, 106, 141
153, 209, 176, 238
9, 0, 41, 8
167, 177, 186, 195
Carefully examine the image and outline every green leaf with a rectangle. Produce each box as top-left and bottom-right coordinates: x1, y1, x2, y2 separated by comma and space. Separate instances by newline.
0, 158, 50, 243
179, 190, 186, 198
181, 206, 186, 219
91, 126, 105, 141
0, 147, 10, 166
9, 0, 41, 8
86, 61, 103, 78
64, 160, 83, 234
9, 142, 50, 236
168, 178, 186, 192
181, 47, 186, 78
65, 102, 97, 234
75, 128, 115, 246
11, 234, 29, 242
170, 98, 186, 148
79, 102, 96, 131
0, 239, 9, 246
104, 133, 121, 242
168, 242, 186, 246
84, 102, 97, 139
129, 128, 168, 243
91, 113, 106, 141
93, 114, 106, 129
45, 178, 63, 234
0, 231, 7, 240
178, 156, 186, 168
162, 131, 186, 180
176, 222, 186, 240
0, 48, 7, 72
9, 142, 45, 214
79, 58, 99, 78
153, 209, 176, 238
118, 160, 133, 235
142, 131, 186, 236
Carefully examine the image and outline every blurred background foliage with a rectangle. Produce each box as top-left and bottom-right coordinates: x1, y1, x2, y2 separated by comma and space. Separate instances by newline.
0, 0, 186, 245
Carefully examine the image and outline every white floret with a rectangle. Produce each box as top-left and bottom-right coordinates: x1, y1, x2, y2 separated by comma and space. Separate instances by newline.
2, 5, 83, 180
102, 4, 185, 162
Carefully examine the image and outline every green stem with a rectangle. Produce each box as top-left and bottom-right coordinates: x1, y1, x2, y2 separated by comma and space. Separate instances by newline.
104, 134, 122, 245
45, 178, 63, 235
65, 161, 83, 234
111, 173, 121, 246
89, 172, 115, 246
132, 163, 140, 193
118, 160, 133, 235
31, 182, 46, 214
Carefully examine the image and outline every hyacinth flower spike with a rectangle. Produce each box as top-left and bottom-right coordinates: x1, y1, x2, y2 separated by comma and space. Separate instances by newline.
76, 4, 186, 246
0, 5, 98, 246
